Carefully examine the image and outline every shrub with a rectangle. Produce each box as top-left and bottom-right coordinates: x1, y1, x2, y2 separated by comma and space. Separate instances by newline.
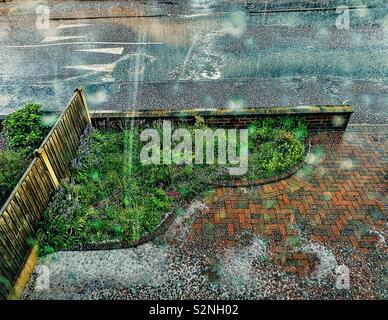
247, 117, 306, 179
3, 103, 47, 152
0, 104, 49, 207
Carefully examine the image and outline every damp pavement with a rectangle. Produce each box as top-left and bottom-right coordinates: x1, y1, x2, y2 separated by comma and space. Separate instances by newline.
23, 200, 352, 300
0, 0, 387, 124
22, 124, 387, 300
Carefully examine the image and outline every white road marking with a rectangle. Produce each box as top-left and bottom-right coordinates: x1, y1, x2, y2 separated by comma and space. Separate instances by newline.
75, 47, 124, 55
64, 63, 116, 73
177, 13, 213, 18
41, 35, 87, 43
5, 41, 163, 48
56, 24, 92, 30
61, 53, 151, 81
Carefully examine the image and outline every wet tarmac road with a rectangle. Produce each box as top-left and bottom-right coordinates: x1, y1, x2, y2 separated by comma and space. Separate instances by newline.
0, 0, 387, 124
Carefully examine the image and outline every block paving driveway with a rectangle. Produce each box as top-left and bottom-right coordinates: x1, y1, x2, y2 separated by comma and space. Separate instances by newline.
191, 125, 387, 285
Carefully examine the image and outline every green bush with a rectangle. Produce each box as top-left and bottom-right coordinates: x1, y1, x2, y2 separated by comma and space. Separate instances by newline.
3, 103, 47, 152
0, 104, 49, 208
246, 117, 306, 179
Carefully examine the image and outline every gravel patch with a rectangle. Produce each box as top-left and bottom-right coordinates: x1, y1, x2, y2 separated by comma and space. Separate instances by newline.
22, 200, 387, 300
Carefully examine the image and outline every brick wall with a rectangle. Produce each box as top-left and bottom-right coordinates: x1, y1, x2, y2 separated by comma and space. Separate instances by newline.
1, 106, 353, 132
90, 105, 353, 131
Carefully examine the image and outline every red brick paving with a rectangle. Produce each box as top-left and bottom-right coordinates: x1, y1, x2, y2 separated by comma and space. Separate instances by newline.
189, 125, 387, 277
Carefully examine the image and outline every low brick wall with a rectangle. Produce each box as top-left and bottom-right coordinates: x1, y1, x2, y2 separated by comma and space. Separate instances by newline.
90, 105, 353, 131
1, 105, 353, 132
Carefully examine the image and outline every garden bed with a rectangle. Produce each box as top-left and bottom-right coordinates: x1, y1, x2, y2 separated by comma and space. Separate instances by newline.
38, 116, 308, 254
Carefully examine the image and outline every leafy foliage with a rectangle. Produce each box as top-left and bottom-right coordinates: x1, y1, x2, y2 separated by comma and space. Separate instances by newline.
247, 117, 307, 179
3, 103, 47, 152
0, 104, 48, 207
37, 181, 86, 252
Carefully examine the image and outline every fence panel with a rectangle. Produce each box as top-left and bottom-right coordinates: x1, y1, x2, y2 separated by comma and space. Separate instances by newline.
0, 88, 91, 299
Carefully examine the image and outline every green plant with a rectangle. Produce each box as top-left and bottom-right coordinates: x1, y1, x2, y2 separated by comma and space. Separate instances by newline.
293, 122, 308, 141
0, 104, 50, 208
247, 117, 306, 178
37, 181, 87, 251
3, 103, 47, 152
194, 115, 206, 128
281, 117, 294, 130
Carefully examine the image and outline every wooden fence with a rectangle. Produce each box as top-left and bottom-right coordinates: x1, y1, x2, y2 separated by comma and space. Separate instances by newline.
0, 88, 91, 300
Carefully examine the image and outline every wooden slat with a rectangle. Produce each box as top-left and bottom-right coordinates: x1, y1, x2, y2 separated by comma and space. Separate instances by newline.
29, 166, 48, 209
14, 192, 37, 235
19, 182, 41, 223
73, 96, 88, 134
74, 94, 88, 128
20, 181, 43, 222
51, 129, 70, 177
62, 114, 77, 156
34, 158, 54, 204
0, 222, 20, 276
63, 105, 80, 150
24, 174, 45, 212
0, 250, 15, 282
68, 102, 83, 140
56, 122, 74, 169
0, 212, 27, 264
9, 200, 34, 242
0, 277, 10, 300
60, 114, 78, 159
44, 140, 63, 180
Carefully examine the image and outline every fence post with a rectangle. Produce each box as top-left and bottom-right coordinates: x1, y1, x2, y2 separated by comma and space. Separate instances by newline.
34, 148, 60, 189
75, 87, 92, 125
